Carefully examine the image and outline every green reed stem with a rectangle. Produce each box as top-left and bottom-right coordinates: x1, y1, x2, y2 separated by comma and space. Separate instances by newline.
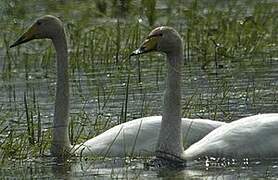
24, 92, 34, 145
123, 74, 130, 123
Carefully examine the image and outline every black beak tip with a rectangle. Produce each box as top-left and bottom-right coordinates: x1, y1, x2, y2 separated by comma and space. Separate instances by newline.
9, 39, 21, 48
10, 44, 16, 48
129, 52, 136, 57
9, 36, 28, 48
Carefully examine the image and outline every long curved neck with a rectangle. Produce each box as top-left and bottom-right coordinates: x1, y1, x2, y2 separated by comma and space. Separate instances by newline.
156, 49, 184, 160
50, 29, 71, 158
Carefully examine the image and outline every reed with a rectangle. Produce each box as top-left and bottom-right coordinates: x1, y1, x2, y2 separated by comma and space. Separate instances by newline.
0, 0, 277, 172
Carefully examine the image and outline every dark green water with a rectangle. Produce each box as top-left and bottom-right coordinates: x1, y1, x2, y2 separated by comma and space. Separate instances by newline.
0, 0, 277, 179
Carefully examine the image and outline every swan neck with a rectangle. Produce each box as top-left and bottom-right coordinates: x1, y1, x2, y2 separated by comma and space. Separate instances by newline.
157, 50, 184, 158
51, 29, 71, 158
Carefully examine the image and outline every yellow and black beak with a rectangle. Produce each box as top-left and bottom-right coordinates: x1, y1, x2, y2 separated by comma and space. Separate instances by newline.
130, 35, 160, 56
10, 24, 38, 48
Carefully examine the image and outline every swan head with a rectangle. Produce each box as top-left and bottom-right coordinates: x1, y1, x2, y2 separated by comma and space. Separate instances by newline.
10, 15, 63, 48
130, 26, 182, 56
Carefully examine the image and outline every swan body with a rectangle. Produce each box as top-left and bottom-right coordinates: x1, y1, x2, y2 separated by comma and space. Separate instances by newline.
14, 16, 276, 162
10, 16, 225, 160
73, 116, 225, 157
183, 113, 278, 160
131, 27, 278, 163
131, 26, 186, 161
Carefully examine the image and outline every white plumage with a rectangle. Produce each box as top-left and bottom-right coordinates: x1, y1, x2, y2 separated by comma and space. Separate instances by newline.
11, 16, 226, 159
73, 116, 225, 157
130, 26, 278, 162
183, 113, 278, 160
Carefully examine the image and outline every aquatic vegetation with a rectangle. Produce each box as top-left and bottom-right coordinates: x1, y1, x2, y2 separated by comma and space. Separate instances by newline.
0, 0, 277, 178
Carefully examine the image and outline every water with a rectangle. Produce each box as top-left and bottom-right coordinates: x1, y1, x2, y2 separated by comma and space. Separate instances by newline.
2, 158, 278, 179
0, 0, 277, 179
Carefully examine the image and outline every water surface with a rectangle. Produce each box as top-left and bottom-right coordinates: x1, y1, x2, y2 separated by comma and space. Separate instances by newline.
0, 0, 277, 179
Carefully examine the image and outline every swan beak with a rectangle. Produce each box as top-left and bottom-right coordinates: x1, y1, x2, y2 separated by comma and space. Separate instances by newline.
130, 36, 159, 56
10, 25, 38, 48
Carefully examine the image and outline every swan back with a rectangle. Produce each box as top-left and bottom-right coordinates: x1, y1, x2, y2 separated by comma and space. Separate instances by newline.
183, 113, 278, 160
73, 116, 225, 157
181, 118, 225, 147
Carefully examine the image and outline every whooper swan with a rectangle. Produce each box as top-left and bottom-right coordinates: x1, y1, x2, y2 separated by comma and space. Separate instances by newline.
10, 16, 225, 160
131, 26, 278, 162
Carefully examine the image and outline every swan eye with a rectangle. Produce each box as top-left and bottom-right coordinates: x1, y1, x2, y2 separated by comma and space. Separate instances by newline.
37, 21, 42, 26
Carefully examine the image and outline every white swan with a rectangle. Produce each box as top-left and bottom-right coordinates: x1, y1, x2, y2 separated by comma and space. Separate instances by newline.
10, 15, 225, 159
11, 15, 71, 158
73, 116, 225, 157
131, 26, 187, 161
132, 26, 278, 162
184, 113, 278, 160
